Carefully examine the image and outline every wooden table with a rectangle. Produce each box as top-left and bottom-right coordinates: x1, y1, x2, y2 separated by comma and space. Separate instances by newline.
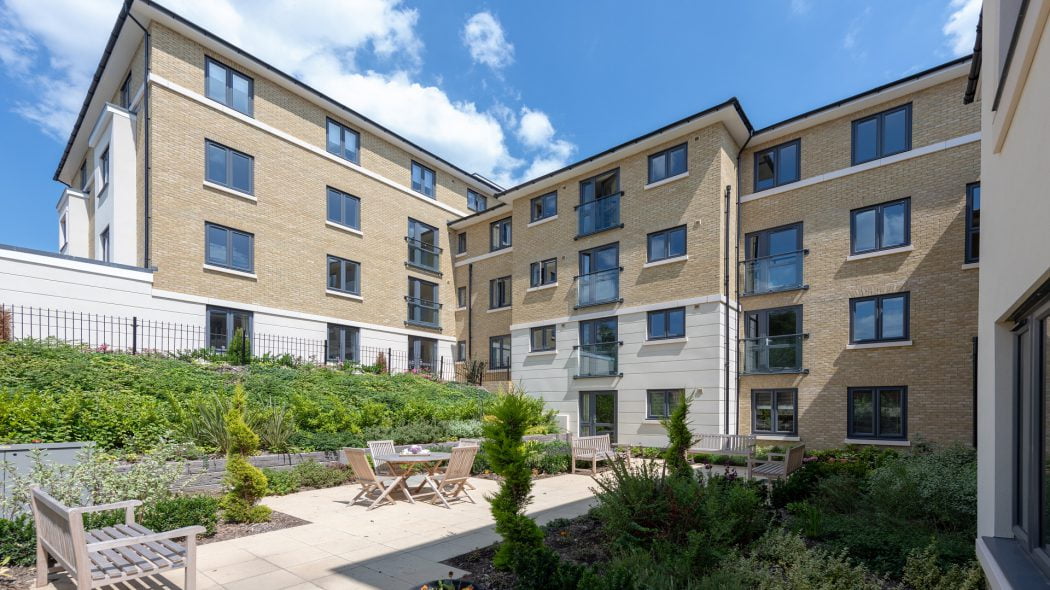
377, 452, 452, 501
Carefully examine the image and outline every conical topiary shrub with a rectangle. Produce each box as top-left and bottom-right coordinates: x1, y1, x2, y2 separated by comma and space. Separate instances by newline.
221, 384, 271, 523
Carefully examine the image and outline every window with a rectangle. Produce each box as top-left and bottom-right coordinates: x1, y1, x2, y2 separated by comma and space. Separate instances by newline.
207, 306, 252, 351
851, 104, 911, 165
848, 386, 906, 440
850, 292, 909, 344
327, 324, 359, 363
577, 243, 619, 307
648, 143, 687, 184
99, 148, 110, 193
752, 389, 797, 435
99, 227, 110, 263
744, 223, 804, 294
456, 232, 467, 254
754, 139, 800, 191
647, 226, 687, 262
326, 255, 361, 295
457, 286, 467, 308
326, 187, 360, 230
966, 182, 980, 263
850, 198, 910, 255
490, 217, 512, 251
531, 325, 556, 352
530, 192, 557, 222
407, 218, 440, 271
325, 118, 360, 164
467, 190, 487, 212
490, 275, 512, 309
59, 215, 68, 252
578, 169, 620, 237
744, 306, 803, 373
647, 308, 686, 340
120, 73, 132, 109
80, 160, 89, 192
205, 57, 252, 115
647, 389, 683, 420
406, 277, 440, 327
489, 335, 511, 370
205, 141, 253, 194
578, 317, 618, 377
408, 336, 437, 370
411, 161, 436, 198
455, 341, 466, 362
205, 222, 254, 272
530, 258, 557, 287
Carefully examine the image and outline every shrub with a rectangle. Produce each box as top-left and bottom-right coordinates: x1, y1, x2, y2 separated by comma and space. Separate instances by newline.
362, 422, 451, 445
0, 515, 35, 567
226, 328, 251, 365
902, 543, 984, 590
182, 394, 234, 453
444, 419, 484, 439
290, 431, 363, 452
254, 404, 297, 452
140, 495, 220, 537
866, 445, 977, 532
291, 461, 351, 489
221, 385, 270, 523
262, 468, 299, 495
817, 512, 975, 575
769, 459, 868, 508
662, 391, 696, 477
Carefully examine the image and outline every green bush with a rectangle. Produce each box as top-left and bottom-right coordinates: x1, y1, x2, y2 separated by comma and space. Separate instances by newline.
902, 543, 984, 590
289, 431, 363, 452
0, 515, 35, 566
362, 422, 452, 445
221, 385, 270, 524
867, 445, 977, 532
770, 459, 869, 508
817, 512, 975, 576
291, 461, 351, 489
140, 495, 220, 537
662, 391, 695, 477
262, 468, 300, 495
226, 328, 251, 365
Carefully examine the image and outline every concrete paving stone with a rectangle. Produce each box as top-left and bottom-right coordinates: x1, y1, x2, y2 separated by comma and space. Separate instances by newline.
196, 546, 259, 570
202, 557, 280, 585
264, 546, 339, 569
233, 534, 313, 557
312, 567, 403, 590
284, 555, 357, 582
223, 569, 308, 590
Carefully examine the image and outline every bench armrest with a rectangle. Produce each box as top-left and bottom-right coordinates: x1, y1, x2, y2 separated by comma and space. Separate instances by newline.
86, 526, 207, 552
76, 500, 143, 514
761, 452, 787, 461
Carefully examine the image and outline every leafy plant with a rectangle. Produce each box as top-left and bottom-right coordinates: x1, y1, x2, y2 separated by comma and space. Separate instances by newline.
0, 515, 35, 566
291, 461, 351, 488
226, 328, 251, 365
221, 384, 270, 523
786, 501, 825, 538
262, 468, 299, 495
661, 390, 696, 477
254, 404, 297, 452
902, 543, 984, 590
464, 359, 487, 385
139, 495, 220, 537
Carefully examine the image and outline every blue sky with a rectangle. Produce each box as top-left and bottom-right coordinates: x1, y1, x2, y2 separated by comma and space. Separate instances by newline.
0, 0, 979, 253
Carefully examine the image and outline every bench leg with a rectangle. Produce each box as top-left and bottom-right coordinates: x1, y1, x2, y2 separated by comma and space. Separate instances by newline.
571, 454, 577, 474
185, 534, 198, 590
34, 540, 48, 587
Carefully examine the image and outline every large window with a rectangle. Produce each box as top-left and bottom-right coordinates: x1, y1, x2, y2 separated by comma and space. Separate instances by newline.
411, 161, 436, 198
325, 118, 360, 164
851, 104, 911, 165
647, 226, 687, 262
456, 232, 467, 255
530, 259, 557, 288
578, 317, 618, 377
966, 182, 981, 263
744, 223, 804, 294
467, 190, 487, 212
205, 141, 253, 194
578, 169, 620, 237
647, 308, 686, 340
457, 286, 467, 308
490, 275, 512, 309
205, 57, 253, 116
407, 218, 440, 272
406, 277, 440, 327
578, 243, 619, 307
327, 324, 359, 363
754, 139, 800, 191
489, 335, 511, 369
490, 217, 512, 251
647, 389, 683, 420
850, 198, 910, 255
648, 143, 687, 184
531, 192, 557, 222
455, 341, 466, 362
205, 223, 253, 272
99, 227, 110, 263
408, 336, 437, 371
848, 386, 906, 440
326, 187, 360, 230
531, 325, 556, 352
850, 292, 909, 344
744, 306, 802, 373
207, 306, 252, 351
326, 255, 361, 295
752, 389, 797, 435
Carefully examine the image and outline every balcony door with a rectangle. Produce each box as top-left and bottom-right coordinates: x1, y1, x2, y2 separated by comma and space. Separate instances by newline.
744, 306, 802, 373
578, 169, 620, 236
578, 243, 619, 307
580, 391, 617, 441
407, 218, 440, 271
744, 223, 802, 294
578, 317, 618, 377
408, 336, 437, 371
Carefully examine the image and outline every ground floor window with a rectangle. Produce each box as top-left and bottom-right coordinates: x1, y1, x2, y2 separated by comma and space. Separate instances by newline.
327, 324, 359, 363
455, 340, 466, 362
847, 386, 906, 440
646, 389, 683, 420
408, 335, 437, 371
580, 390, 616, 440
489, 335, 511, 369
207, 306, 252, 351
752, 389, 797, 435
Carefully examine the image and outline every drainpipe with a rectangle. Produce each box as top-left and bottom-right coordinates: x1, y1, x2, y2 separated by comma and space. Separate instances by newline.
729, 134, 753, 435
723, 185, 732, 435
127, 11, 151, 268
467, 263, 474, 359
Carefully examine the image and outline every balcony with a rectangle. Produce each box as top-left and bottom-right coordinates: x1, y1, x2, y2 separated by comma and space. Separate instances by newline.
406, 237, 442, 273
405, 296, 441, 328
742, 334, 805, 374
576, 342, 620, 378
576, 267, 621, 308
742, 250, 806, 295
576, 192, 622, 237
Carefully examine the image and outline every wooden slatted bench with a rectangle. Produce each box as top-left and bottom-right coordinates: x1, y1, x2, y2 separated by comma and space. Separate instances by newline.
748, 444, 806, 481
571, 434, 618, 474
29, 487, 205, 590
688, 434, 757, 477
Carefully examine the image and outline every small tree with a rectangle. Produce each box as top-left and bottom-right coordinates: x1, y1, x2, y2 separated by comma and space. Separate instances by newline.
662, 389, 698, 478
221, 384, 271, 523
375, 351, 387, 374
226, 327, 251, 365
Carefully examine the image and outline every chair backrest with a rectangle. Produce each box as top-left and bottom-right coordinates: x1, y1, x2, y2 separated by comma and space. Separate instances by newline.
726, 434, 756, 453
785, 444, 806, 473
367, 440, 396, 461
457, 438, 482, 447
573, 434, 610, 453
444, 445, 479, 481
30, 487, 83, 576
343, 448, 379, 483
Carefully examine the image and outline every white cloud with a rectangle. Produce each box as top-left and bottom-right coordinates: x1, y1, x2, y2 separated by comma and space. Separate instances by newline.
790, 0, 811, 16
462, 12, 514, 70
515, 108, 576, 179
944, 0, 981, 57
517, 108, 555, 147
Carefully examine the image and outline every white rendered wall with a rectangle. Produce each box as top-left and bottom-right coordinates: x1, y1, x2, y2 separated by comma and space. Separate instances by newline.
87, 105, 138, 266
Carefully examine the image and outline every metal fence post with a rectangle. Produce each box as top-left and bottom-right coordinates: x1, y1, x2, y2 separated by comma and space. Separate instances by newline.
132, 316, 138, 355
241, 329, 248, 365
438, 357, 444, 381
323, 339, 329, 365
387, 347, 393, 374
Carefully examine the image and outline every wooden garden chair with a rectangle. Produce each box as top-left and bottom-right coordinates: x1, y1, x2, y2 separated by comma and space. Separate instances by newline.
571, 434, 617, 474
367, 439, 396, 475
456, 438, 482, 489
429, 445, 479, 508
343, 448, 413, 510
748, 444, 806, 481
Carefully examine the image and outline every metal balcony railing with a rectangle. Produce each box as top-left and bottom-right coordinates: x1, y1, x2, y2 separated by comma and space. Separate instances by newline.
575, 342, 620, 377
741, 250, 806, 295
575, 267, 621, 308
405, 296, 441, 327
742, 333, 804, 374
576, 192, 621, 236
406, 237, 442, 272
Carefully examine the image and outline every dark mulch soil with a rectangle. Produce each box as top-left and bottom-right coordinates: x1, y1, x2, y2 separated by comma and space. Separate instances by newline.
442, 513, 609, 590
1, 567, 35, 589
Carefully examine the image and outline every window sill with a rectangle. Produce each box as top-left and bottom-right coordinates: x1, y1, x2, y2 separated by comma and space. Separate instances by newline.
325, 289, 362, 301
643, 255, 688, 268
325, 220, 363, 236
977, 537, 1050, 590
526, 350, 556, 357
203, 180, 257, 202
203, 264, 257, 280
846, 340, 912, 350
487, 306, 512, 314
845, 244, 913, 261
961, 262, 979, 270
527, 215, 558, 228
526, 283, 558, 293
755, 434, 801, 442
642, 419, 668, 425
454, 251, 468, 258
843, 438, 910, 447
644, 171, 689, 190
455, 306, 467, 312
641, 337, 688, 345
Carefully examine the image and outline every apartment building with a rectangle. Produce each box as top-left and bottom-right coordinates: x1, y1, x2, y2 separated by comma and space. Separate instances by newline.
9, 0, 985, 450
